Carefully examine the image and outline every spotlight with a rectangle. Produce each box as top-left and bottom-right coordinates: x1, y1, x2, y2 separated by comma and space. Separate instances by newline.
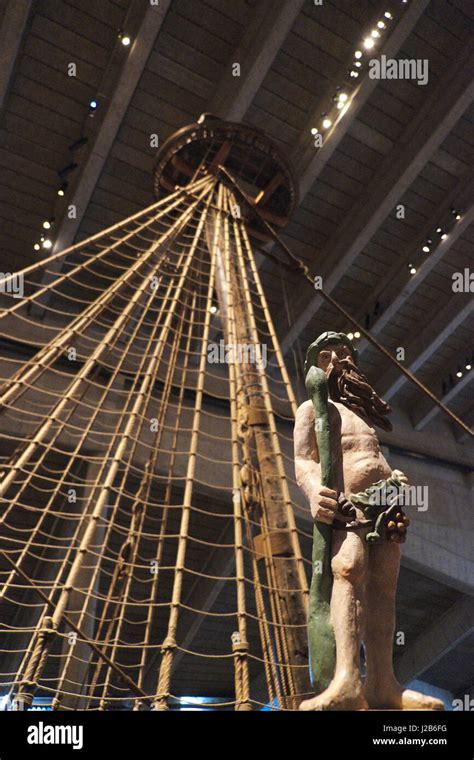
384, 11, 393, 19
377, 21, 386, 28
354, 61, 362, 67
210, 305, 218, 314
371, 29, 380, 38
337, 101, 344, 109
311, 127, 319, 135
422, 245, 430, 253
441, 233, 447, 240
338, 93, 348, 102
465, 363, 472, 371
89, 99, 98, 110
409, 264, 416, 274
119, 34, 131, 46
354, 50, 362, 59
33, 243, 40, 251
354, 331, 361, 338
350, 71, 359, 78
42, 239, 52, 249
363, 37, 375, 49
57, 188, 65, 197
42, 220, 51, 230
455, 213, 462, 220
347, 332, 354, 340
436, 227, 442, 233
322, 118, 332, 129
456, 369, 463, 378
427, 238, 432, 244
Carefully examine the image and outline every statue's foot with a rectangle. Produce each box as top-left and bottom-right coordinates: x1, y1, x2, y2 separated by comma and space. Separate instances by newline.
299, 680, 368, 711
367, 683, 444, 711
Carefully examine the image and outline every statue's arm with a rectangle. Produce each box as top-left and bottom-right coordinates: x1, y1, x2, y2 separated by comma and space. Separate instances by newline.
294, 403, 338, 525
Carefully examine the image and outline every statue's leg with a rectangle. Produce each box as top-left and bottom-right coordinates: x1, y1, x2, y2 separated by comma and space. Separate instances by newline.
365, 540, 444, 710
300, 529, 368, 710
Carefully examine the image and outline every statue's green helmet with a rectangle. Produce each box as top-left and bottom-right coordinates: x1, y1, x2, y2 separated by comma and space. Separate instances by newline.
304, 331, 358, 378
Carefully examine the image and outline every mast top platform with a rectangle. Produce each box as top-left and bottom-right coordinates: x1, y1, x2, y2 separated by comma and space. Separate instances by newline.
153, 115, 297, 240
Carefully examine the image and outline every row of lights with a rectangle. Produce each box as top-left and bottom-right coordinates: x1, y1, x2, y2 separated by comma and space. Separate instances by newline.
347, 331, 361, 340
32, 30, 132, 254
408, 208, 463, 275
350, 12, 392, 78
442, 357, 472, 395
456, 358, 472, 378
311, 8, 400, 139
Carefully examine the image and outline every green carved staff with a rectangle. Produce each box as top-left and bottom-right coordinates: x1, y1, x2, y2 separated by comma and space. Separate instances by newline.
305, 364, 336, 693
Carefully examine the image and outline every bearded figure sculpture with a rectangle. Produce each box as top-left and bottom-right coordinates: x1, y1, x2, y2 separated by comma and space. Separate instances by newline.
294, 331, 444, 711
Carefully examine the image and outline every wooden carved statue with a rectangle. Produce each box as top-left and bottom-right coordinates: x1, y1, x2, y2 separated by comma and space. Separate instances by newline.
294, 331, 444, 711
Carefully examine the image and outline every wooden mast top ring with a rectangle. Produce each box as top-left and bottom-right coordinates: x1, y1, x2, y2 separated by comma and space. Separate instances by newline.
153, 115, 297, 241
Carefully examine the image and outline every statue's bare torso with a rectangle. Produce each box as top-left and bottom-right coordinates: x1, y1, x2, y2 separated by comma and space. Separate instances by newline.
295, 398, 391, 505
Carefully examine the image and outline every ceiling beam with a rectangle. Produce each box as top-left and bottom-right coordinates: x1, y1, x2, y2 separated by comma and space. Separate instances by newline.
358, 203, 474, 356
281, 41, 474, 355
34, 0, 171, 308
0, 0, 32, 113
295, 0, 430, 198
395, 595, 474, 685
380, 298, 473, 402
207, 0, 305, 121
413, 372, 473, 431
454, 403, 474, 444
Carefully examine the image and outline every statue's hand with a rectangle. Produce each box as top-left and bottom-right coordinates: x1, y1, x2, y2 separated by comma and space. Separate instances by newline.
311, 487, 339, 524
392, 469, 408, 485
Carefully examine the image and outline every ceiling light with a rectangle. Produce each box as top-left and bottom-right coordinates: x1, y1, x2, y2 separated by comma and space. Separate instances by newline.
441, 233, 447, 240
354, 61, 362, 67
57, 188, 65, 197
42, 239, 52, 249
120, 34, 131, 46
409, 265, 416, 274
436, 227, 442, 233
371, 29, 380, 38
354, 331, 361, 338
354, 50, 362, 59
350, 71, 359, 78
455, 213, 461, 220
384, 12, 393, 19
347, 332, 354, 340
42, 220, 51, 229
456, 370, 463, 378
422, 245, 430, 253
33, 243, 40, 251
338, 93, 348, 102
89, 99, 98, 110
377, 21, 386, 28
363, 37, 375, 49
311, 127, 318, 135
322, 118, 332, 129
210, 305, 218, 314
465, 363, 472, 371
